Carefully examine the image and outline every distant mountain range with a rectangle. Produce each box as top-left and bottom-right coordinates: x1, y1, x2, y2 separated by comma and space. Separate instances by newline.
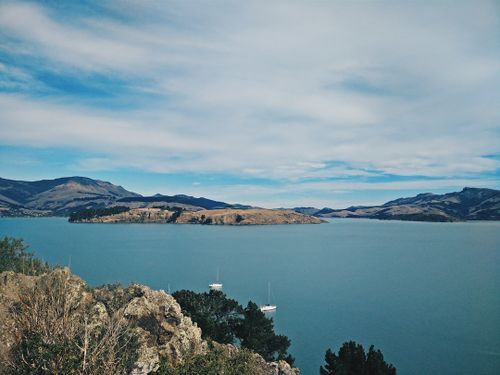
116, 194, 251, 210
294, 187, 500, 222
1, 176, 498, 222
0, 177, 246, 216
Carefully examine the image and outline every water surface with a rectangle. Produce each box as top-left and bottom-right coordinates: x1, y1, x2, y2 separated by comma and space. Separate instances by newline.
1, 218, 499, 374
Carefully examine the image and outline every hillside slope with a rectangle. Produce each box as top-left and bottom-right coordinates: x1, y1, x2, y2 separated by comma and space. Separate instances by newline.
0, 177, 140, 215
298, 188, 500, 222
0, 177, 247, 217
115, 194, 251, 210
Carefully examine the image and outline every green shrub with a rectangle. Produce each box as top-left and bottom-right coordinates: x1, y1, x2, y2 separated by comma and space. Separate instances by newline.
153, 346, 258, 375
0, 237, 50, 275
5, 271, 139, 375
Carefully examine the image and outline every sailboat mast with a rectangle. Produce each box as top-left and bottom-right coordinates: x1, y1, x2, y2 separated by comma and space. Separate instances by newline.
268, 282, 271, 304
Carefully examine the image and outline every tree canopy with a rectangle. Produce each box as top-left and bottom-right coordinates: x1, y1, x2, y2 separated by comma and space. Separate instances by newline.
0, 237, 51, 275
68, 206, 130, 222
320, 341, 396, 375
173, 290, 294, 365
237, 301, 293, 364
172, 290, 242, 344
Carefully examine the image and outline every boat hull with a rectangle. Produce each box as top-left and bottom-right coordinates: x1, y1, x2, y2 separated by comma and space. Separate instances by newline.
260, 305, 277, 312
209, 283, 223, 290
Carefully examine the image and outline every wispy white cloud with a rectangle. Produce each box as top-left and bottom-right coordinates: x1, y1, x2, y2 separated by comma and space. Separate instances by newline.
0, 0, 499, 204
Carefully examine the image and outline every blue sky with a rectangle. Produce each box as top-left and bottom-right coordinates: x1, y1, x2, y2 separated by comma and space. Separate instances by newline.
0, 0, 499, 208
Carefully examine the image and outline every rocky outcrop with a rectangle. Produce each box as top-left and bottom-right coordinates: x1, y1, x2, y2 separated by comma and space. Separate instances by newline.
0, 269, 299, 374
118, 285, 207, 374
71, 207, 325, 225
176, 208, 324, 225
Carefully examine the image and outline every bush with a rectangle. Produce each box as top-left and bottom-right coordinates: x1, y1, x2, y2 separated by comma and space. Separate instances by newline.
4, 270, 139, 375
153, 346, 258, 375
0, 237, 50, 275
166, 208, 183, 223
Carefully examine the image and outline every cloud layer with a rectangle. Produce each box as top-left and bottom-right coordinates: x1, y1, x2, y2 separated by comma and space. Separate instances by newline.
0, 1, 499, 205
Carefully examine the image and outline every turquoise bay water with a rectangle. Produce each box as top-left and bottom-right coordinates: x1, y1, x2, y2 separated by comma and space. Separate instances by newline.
1, 218, 499, 374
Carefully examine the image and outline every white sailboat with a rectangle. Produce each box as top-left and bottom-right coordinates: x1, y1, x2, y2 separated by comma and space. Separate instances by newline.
260, 282, 277, 312
208, 268, 223, 290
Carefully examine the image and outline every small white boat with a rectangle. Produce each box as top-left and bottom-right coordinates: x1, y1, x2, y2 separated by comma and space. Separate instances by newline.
209, 268, 223, 290
260, 282, 277, 313
260, 304, 277, 313
208, 282, 223, 290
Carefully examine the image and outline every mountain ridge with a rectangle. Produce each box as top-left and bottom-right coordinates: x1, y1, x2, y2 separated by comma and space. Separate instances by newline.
293, 187, 500, 222
1, 177, 499, 222
0, 177, 250, 216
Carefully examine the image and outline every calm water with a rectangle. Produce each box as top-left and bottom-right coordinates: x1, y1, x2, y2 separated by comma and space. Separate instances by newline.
1, 218, 499, 375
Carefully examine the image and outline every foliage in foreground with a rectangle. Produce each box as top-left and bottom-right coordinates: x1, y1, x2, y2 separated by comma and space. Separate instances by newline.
238, 302, 294, 365
320, 341, 396, 375
0, 237, 51, 275
1, 238, 398, 374
2, 270, 139, 374
173, 289, 294, 365
171, 289, 242, 344
153, 346, 258, 375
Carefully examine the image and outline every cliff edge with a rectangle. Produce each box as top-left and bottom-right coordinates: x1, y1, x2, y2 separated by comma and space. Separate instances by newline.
0, 269, 299, 374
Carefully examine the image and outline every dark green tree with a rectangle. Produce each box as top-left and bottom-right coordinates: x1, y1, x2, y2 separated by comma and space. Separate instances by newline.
366, 345, 396, 375
173, 290, 242, 344
0, 237, 50, 275
68, 206, 130, 222
237, 302, 294, 364
320, 341, 396, 375
173, 291, 294, 365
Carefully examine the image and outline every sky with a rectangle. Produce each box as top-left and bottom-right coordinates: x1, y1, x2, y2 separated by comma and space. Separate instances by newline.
0, 0, 499, 208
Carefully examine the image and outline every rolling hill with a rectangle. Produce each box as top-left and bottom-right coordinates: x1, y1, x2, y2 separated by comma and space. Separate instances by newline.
0, 177, 249, 216
294, 188, 500, 222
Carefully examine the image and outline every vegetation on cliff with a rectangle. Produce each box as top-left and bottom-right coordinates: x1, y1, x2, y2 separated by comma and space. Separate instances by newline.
173, 290, 294, 365
0, 238, 300, 374
5, 271, 139, 375
171, 290, 241, 344
0, 238, 396, 374
0, 237, 51, 275
153, 345, 259, 375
